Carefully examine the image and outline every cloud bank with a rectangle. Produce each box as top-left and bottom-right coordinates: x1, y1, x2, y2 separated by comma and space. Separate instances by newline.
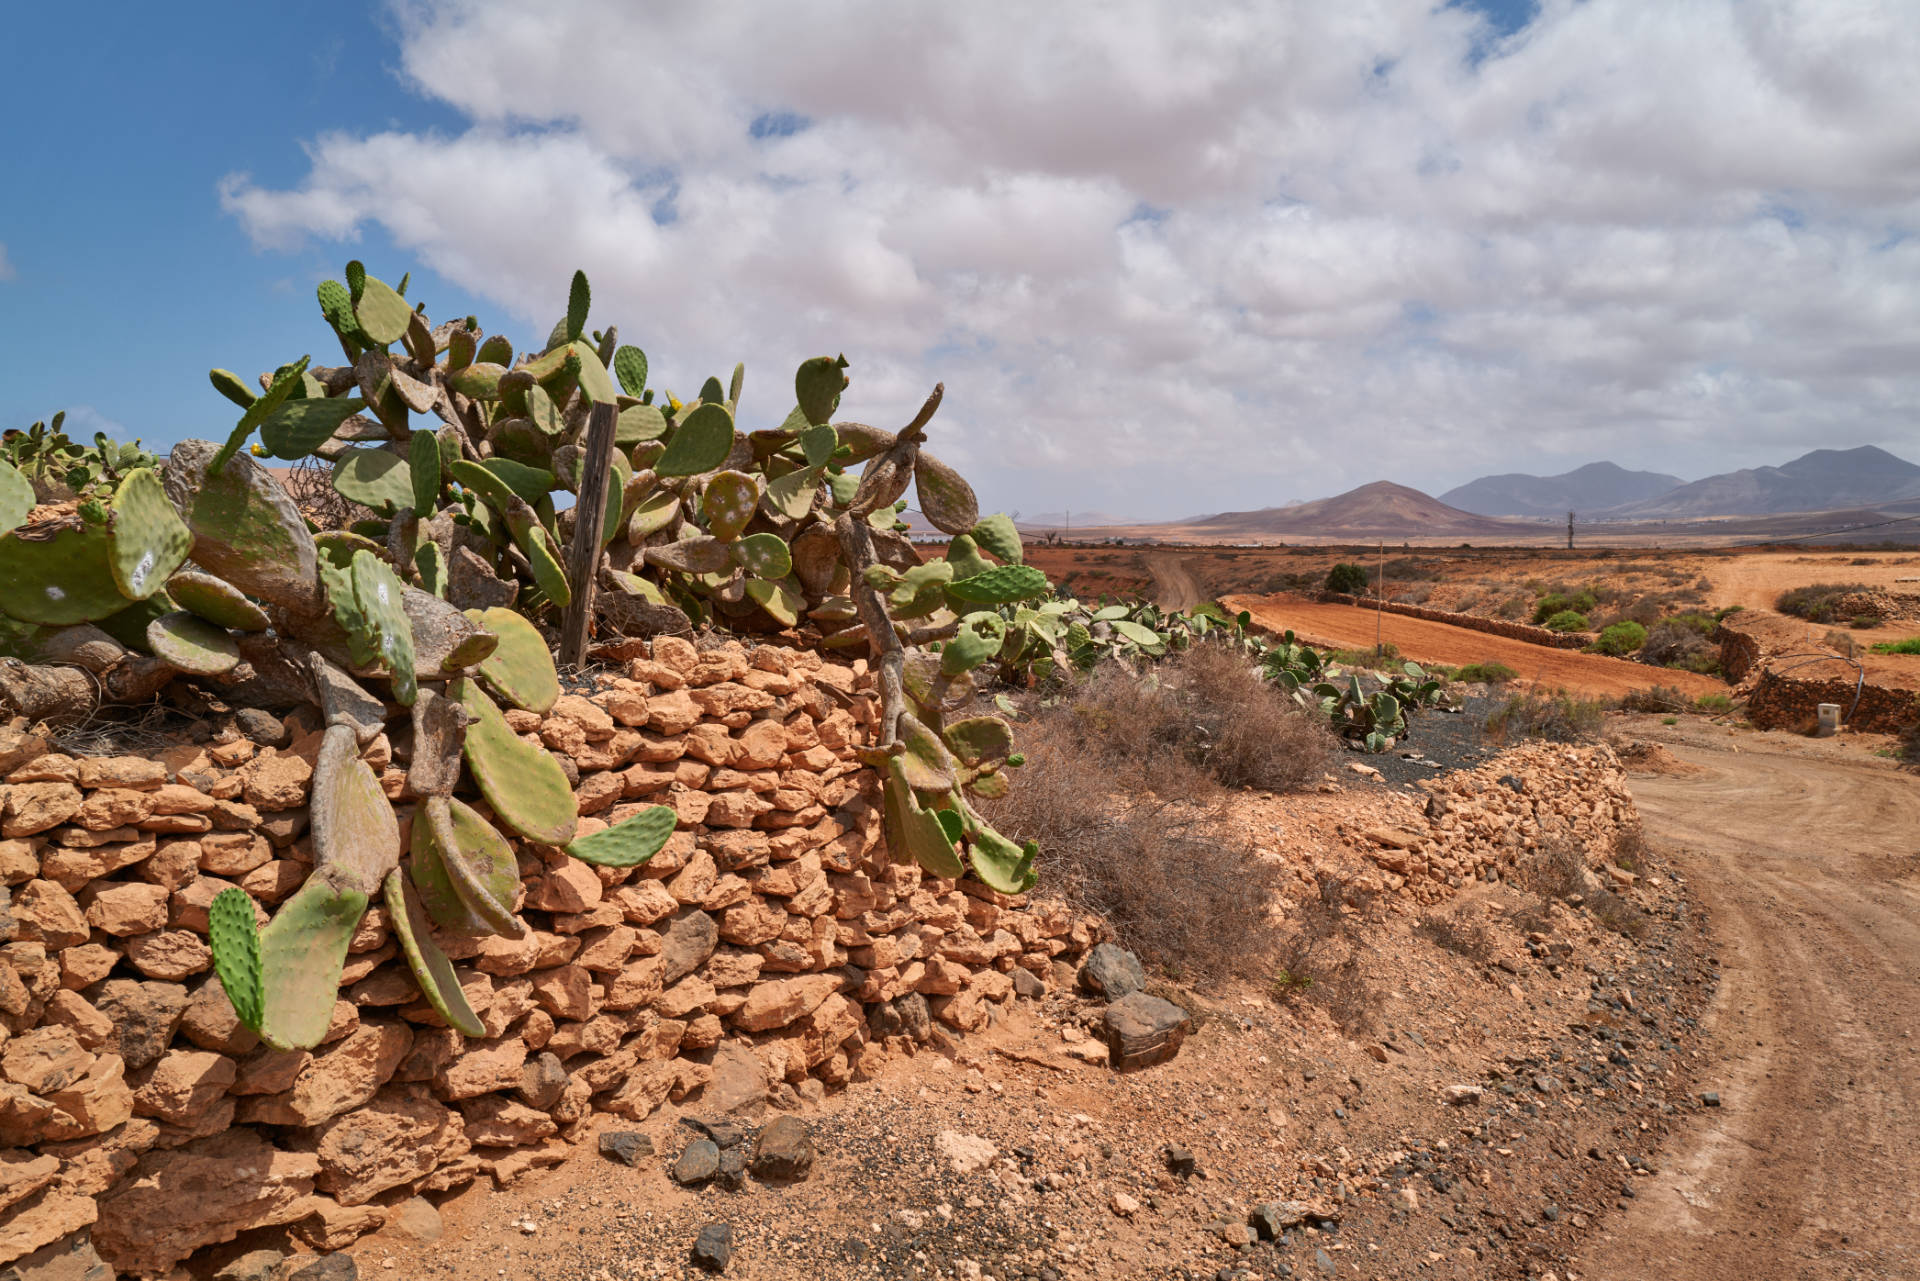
222, 0, 1920, 521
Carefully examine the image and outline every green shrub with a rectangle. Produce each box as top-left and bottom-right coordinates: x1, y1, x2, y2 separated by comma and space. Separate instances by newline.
1870, 636, 1920, 655
1542, 610, 1590, 633
1531, 588, 1599, 625
1694, 692, 1734, 714
1454, 661, 1518, 684
1331, 642, 1400, 667
1325, 562, 1370, 595
1590, 621, 1648, 656
1776, 583, 1869, 623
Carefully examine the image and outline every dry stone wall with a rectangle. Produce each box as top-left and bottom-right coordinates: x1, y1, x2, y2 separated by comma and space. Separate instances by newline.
1315, 593, 1594, 650
1746, 669, 1919, 733
0, 638, 1100, 1276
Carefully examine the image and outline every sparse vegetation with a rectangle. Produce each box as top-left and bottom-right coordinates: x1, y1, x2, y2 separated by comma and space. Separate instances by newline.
1776, 582, 1871, 623
1620, 685, 1693, 714
1454, 661, 1518, 684
1270, 876, 1382, 1032
1325, 562, 1371, 595
1532, 587, 1599, 625
1590, 620, 1647, 656
1694, 692, 1734, 714
1483, 690, 1604, 744
1330, 642, 1401, 667
1871, 636, 1920, 655
1542, 609, 1591, 633
1414, 910, 1497, 964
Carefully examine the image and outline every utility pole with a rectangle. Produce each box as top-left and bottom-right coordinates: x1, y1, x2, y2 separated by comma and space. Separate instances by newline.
1567, 510, 1575, 551
1375, 540, 1385, 660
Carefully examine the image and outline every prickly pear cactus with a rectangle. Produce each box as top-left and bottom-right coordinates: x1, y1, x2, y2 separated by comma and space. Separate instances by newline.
207, 888, 265, 1032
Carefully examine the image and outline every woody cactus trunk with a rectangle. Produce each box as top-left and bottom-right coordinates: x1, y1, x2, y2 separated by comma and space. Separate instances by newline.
0, 263, 1045, 1044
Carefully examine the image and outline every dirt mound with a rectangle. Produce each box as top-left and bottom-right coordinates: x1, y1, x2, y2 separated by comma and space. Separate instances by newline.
1611, 738, 1705, 776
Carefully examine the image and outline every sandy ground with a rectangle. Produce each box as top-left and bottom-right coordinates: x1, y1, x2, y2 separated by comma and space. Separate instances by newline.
1700, 551, 1920, 613
1588, 719, 1920, 1280
1224, 594, 1727, 699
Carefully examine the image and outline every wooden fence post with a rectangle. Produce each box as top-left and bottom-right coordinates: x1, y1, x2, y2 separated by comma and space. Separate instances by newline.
559, 400, 619, 669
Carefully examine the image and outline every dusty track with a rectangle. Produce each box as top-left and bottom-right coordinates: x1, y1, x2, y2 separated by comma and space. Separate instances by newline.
1588, 722, 1920, 1280
1224, 593, 1726, 698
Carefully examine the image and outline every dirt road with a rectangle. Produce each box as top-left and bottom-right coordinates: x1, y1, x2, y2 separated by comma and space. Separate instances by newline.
1224, 593, 1727, 698
1587, 722, 1920, 1280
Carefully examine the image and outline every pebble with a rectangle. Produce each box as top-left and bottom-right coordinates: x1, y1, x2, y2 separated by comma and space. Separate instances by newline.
691, 1223, 733, 1273
599, 1131, 655, 1167
1110, 1192, 1140, 1217
672, 1139, 722, 1187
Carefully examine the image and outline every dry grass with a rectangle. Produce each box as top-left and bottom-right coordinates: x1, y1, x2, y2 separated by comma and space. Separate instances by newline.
1482, 691, 1605, 745
1414, 909, 1498, 964
1270, 875, 1383, 1033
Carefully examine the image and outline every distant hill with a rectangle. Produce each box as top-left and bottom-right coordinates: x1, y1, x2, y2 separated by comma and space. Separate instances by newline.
1603, 446, 1920, 518
1015, 510, 1137, 531
1442, 462, 1685, 517
1190, 481, 1531, 539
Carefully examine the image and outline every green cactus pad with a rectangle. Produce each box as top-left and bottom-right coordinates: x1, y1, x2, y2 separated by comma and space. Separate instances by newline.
942, 534, 993, 582
332, 448, 414, 517
946, 564, 1049, 605
257, 874, 368, 1051
762, 465, 823, 521
409, 798, 511, 935
313, 530, 386, 570
106, 468, 193, 601
1108, 618, 1164, 648
463, 605, 559, 713
615, 403, 668, 446
969, 513, 1023, 565
888, 560, 954, 619
0, 513, 128, 626
212, 356, 310, 474
259, 396, 369, 460
316, 279, 360, 344
730, 531, 791, 579
655, 402, 734, 478
355, 275, 415, 346
522, 383, 562, 437
414, 541, 447, 597
409, 429, 442, 515
884, 758, 964, 879
611, 345, 648, 397
942, 715, 1014, 768
964, 769, 1010, 800
565, 805, 677, 867
644, 535, 730, 576
447, 362, 507, 400
795, 355, 849, 426
146, 611, 242, 676
569, 341, 617, 404
481, 458, 555, 503
208, 888, 265, 1032
967, 825, 1038, 894
896, 711, 957, 793
94, 594, 174, 652
504, 500, 571, 608
702, 472, 758, 541
744, 577, 804, 626
209, 368, 258, 410
0, 461, 30, 538
384, 867, 486, 1037
627, 490, 679, 541
902, 653, 973, 717
939, 612, 1006, 676
565, 269, 590, 342
453, 677, 578, 846
913, 452, 979, 535
446, 459, 515, 513
350, 550, 418, 704
477, 335, 514, 366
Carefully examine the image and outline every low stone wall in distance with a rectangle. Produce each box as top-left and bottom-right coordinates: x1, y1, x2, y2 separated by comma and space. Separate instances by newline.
1746, 668, 1919, 733
1315, 593, 1594, 651
0, 638, 1099, 1276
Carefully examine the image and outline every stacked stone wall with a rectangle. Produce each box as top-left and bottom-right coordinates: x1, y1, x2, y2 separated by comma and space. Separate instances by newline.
0, 638, 1098, 1275
1313, 594, 1594, 650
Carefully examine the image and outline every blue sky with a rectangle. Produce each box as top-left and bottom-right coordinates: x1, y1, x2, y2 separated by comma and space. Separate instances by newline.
4, 1, 1916, 523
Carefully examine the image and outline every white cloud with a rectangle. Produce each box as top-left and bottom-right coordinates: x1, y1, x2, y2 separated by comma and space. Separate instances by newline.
221, 0, 1920, 519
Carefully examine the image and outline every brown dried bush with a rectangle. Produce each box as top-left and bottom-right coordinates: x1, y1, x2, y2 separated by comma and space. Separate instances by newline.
1414, 910, 1497, 964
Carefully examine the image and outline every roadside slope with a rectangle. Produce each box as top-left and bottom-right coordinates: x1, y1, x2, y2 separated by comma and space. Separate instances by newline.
1224, 593, 1726, 698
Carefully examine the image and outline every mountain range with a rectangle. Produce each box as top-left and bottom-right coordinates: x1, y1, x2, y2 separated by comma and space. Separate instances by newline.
1440, 462, 1683, 517
1441, 446, 1920, 520
1189, 481, 1522, 538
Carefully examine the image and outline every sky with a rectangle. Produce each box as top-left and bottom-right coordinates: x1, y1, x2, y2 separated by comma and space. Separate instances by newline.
3, 0, 1917, 523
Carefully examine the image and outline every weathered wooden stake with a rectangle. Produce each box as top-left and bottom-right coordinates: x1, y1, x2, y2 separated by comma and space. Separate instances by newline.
559, 400, 620, 669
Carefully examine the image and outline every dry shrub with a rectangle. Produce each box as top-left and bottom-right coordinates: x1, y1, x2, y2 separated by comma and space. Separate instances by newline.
1482, 691, 1605, 744
1169, 642, 1337, 793
1270, 875, 1382, 1032
1618, 685, 1692, 714
1414, 910, 1497, 964
1511, 839, 1588, 900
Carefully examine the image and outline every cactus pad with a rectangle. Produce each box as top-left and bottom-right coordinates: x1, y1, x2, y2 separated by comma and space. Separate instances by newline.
332, 448, 414, 517
744, 577, 805, 626
453, 677, 578, 846
761, 465, 822, 521
613, 345, 648, 396
162, 440, 322, 614
969, 513, 1023, 564
409, 429, 442, 515
384, 867, 485, 1037
730, 531, 791, 579
627, 490, 679, 541
0, 512, 129, 626
146, 611, 242, 676
939, 612, 1006, 676
165, 570, 270, 631
105, 468, 193, 601
616, 403, 668, 445
569, 341, 617, 404
884, 758, 964, 878
406, 686, 467, 797
414, 541, 447, 597
794, 355, 849, 426
256, 873, 368, 1051
504, 499, 570, 608
463, 606, 559, 713
0, 461, 30, 538
311, 722, 402, 895
212, 356, 310, 474
942, 715, 1014, 768
448, 362, 507, 400
655, 402, 734, 477
481, 458, 555, 504
565, 805, 678, 867
418, 795, 526, 937
967, 825, 1038, 894
895, 711, 957, 793
913, 452, 979, 535
702, 471, 759, 541
208, 368, 258, 410
946, 564, 1049, 605
354, 275, 414, 346
208, 888, 265, 1032
259, 396, 369, 460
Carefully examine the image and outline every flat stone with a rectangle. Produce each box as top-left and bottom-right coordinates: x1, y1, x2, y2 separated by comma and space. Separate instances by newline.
1080, 943, 1145, 1000
385, 1196, 442, 1244
749, 1116, 814, 1181
283, 1256, 357, 1281
670, 1139, 720, 1187
212, 1249, 285, 1281
1164, 1143, 1197, 1177
1102, 993, 1191, 1071
659, 909, 718, 986
691, 1223, 733, 1274
1249, 1200, 1311, 1239
598, 1131, 654, 1167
